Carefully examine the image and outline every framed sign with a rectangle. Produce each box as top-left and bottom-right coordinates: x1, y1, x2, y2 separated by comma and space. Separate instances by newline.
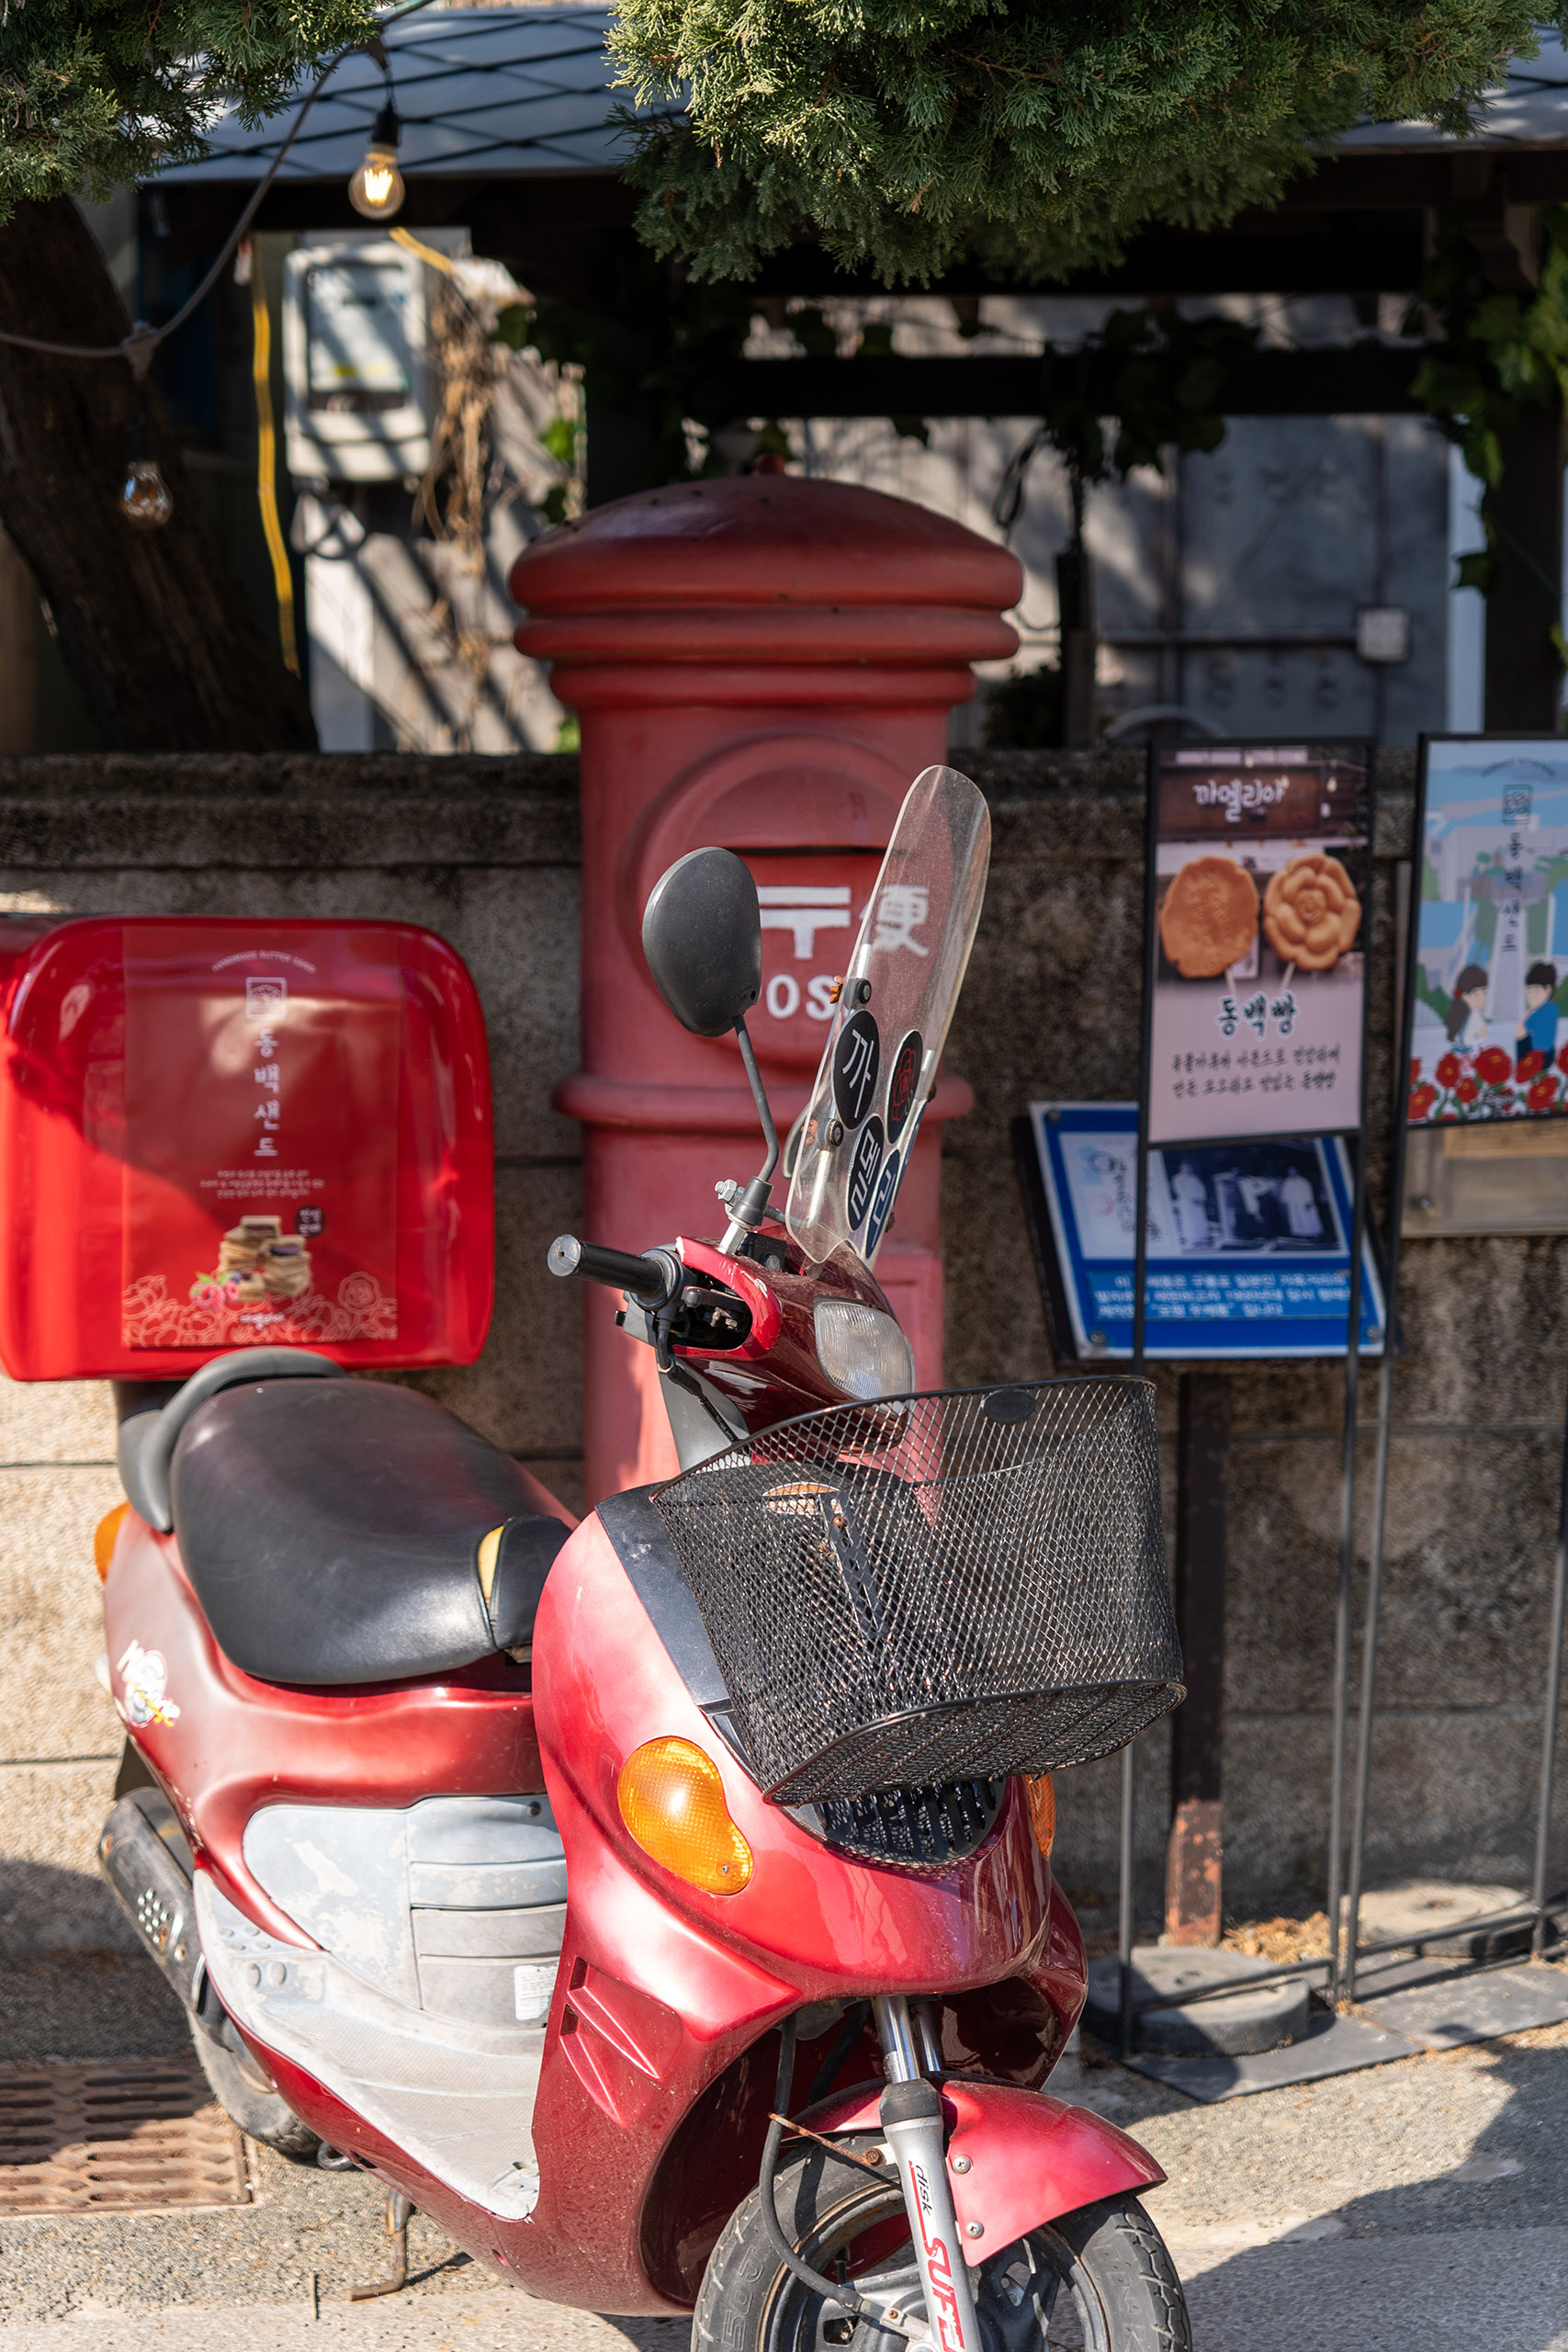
1017, 1102, 1385, 1363
1147, 741, 1373, 1147
1408, 737, 1568, 1126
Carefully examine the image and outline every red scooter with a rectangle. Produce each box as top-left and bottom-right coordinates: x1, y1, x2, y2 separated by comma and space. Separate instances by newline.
96, 768, 1189, 2351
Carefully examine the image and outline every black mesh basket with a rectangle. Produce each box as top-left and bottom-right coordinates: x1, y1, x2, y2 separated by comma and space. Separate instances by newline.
653, 1378, 1184, 1805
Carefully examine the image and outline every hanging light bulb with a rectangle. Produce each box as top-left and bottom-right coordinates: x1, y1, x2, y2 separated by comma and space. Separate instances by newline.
120, 414, 173, 530
348, 105, 405, 220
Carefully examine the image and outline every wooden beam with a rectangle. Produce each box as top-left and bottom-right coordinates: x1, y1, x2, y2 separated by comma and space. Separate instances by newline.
1166, 1371, 1230, 1948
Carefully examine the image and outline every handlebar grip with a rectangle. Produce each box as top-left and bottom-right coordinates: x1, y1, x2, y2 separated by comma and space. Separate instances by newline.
547, 1234, 675, 1306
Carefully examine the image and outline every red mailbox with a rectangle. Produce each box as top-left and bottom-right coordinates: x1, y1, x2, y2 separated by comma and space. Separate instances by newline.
510, 475, 1021, 1505
0, 917, 492, 1380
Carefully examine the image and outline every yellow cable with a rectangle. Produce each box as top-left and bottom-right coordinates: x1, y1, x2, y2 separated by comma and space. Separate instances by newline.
390, 226, 457, 275
250, 252, 300, 678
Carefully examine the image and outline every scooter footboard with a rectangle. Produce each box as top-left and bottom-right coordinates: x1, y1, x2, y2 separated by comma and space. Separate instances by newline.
801, 2075, 1164, 2248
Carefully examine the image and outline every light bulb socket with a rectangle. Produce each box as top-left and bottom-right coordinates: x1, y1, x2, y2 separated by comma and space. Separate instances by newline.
125, 413, 154, 462
368, 103, 400, 153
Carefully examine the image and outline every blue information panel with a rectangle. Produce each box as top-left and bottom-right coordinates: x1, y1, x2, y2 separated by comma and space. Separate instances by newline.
1022, 1102, 1385, 1362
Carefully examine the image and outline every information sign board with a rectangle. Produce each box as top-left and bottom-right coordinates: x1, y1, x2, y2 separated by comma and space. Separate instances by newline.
1408, 737, 1568, 1126
1148, 741, 1372, 1146
1019, 1102, 1385, 1363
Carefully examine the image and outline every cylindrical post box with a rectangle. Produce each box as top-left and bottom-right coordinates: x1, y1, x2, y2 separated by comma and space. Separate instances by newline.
510, 477, 1021, 1506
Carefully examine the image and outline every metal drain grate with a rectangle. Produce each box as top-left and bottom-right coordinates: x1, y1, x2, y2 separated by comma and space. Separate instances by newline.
0, 2056, 250, 2214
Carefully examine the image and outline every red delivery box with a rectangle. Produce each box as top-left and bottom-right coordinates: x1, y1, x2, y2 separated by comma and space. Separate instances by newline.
0, 918, 492, 1380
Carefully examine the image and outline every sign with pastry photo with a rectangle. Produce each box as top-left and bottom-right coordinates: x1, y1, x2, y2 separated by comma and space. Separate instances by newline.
1148, 741, 1372, 1146
1407, 738, 1568, 1127
119, 928, 401, 1351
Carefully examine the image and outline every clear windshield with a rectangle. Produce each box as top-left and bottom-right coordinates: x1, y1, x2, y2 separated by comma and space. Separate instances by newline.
785, 765, 990, 1270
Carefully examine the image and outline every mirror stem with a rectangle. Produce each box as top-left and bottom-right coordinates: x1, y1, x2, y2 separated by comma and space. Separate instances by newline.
720, 1018, 780, 1250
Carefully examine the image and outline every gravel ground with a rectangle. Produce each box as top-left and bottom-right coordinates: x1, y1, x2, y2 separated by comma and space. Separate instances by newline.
7, 1950, 1568, 2346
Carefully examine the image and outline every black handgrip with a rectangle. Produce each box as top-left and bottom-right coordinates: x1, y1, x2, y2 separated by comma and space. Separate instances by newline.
547, 1234, 676, 1306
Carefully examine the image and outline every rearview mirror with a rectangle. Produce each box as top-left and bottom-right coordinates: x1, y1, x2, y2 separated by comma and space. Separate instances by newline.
642, 848, 761, 1036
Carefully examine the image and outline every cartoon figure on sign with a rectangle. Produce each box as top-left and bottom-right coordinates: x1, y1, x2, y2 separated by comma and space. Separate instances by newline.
1517, 961, 1561, 1072
1444, 963, 1490, 1054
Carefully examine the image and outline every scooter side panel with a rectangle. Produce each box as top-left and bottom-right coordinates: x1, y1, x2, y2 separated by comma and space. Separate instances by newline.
802, 2075, 1166, 2243
103, 1513, 544, 1942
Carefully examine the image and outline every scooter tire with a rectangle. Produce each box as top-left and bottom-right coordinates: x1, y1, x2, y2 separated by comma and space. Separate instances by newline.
189, 2014, 321, 2164
694, 2137, 1190, 2352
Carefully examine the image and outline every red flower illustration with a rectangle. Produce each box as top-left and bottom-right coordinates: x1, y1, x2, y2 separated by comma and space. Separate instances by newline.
1410, 1057, 1424, 1084
1475, 1046, 1512, 1086
1517, 1050, 1546, 1081
1408, 1082, 1438, 1121
1558, 1044, 1568, 1075
1529, 1073, 1561, 1113
1436, 1052, 1461, 1087
1455, 1075, 1480, 1104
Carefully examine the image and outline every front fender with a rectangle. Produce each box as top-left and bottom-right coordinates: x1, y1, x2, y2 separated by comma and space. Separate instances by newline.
801, 2075, 1164, 2245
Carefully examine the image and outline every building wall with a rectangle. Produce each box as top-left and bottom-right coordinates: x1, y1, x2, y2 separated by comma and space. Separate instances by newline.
0, 748, 1560, 1953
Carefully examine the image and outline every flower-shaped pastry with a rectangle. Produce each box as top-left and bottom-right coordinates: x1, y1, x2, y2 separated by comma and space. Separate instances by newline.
1262, 854, 1360, 970
1158, 855, 1259, 978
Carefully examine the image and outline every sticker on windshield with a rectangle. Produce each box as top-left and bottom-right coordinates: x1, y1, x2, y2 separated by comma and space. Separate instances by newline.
886, 1030, 923, 1146
864, 1152, 901, 1255
845, 1117, 886, 1231
831, 1011, 881, 1130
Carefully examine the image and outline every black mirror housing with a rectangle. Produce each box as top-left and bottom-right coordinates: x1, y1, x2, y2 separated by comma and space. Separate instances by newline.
642, 847, 761, 1037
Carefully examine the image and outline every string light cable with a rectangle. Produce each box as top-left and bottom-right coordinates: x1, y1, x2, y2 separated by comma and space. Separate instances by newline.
0, 0, 434, 378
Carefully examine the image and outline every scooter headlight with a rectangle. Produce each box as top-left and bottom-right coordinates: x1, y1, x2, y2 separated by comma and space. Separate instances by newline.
617, 1736, 753, 1896
813, 1299, 914, 1401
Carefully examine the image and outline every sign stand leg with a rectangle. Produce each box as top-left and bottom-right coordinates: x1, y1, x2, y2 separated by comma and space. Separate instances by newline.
1325, 1136, 1370, 2003
1531, 1407, 1568, 1954
1166, 1371, 1230, 1944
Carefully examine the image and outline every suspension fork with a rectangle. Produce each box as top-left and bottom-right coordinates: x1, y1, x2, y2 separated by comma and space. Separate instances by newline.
874, 1996, 983, 2352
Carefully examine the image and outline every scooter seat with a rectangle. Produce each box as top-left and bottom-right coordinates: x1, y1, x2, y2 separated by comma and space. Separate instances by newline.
168, 1377, 569, 1687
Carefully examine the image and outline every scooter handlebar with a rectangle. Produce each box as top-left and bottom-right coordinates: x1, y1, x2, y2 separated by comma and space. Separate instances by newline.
547, 1234, 678, 1307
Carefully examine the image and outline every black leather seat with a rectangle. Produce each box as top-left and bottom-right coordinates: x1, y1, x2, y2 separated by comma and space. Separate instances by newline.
169, 1378, 570, 1687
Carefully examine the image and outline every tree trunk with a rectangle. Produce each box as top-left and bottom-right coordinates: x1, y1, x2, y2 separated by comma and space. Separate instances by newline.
0, 198, 316, 752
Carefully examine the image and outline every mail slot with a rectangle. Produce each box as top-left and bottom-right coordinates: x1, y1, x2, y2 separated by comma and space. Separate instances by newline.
0, 916, 492, 1379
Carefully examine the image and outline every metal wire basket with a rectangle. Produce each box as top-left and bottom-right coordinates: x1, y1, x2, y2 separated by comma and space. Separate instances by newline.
653, 1378, 1184, 1805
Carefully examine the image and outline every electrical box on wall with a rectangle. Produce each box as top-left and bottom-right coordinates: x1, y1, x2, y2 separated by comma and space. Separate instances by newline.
0, 917, 493, 1379
284, 233, 434, 482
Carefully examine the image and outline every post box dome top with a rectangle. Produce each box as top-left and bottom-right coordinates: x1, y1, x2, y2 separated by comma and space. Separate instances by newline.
510, 476, 1022, 614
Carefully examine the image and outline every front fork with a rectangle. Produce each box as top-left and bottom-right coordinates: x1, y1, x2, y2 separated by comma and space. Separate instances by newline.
873, 1996, 984, 2352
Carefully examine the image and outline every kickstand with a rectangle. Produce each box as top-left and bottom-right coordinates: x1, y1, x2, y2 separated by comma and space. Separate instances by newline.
349, 2188, 414, 2301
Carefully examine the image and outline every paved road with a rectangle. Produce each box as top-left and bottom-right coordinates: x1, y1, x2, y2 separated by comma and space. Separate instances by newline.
7, 1954, 1568, 2347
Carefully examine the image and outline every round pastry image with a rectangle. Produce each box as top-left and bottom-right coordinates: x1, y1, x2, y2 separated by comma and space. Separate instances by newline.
1263, 854, 1361, 970
1158, 855, 1259, 978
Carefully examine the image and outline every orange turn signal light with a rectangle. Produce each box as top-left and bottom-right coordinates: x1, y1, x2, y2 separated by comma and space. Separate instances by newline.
93, 1502, 130, 1584
1026, 1772, 1055, 1858
617, 1736, 753, 1896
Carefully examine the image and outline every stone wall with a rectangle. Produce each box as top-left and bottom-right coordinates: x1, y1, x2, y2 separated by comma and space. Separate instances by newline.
0, 747, 1559, 1952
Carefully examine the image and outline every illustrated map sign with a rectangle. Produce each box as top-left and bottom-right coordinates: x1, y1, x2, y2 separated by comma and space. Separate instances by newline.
1408, 738, 1568, 1125
1021, 1102, 1385, 1362
1149, 741, 1372, 1146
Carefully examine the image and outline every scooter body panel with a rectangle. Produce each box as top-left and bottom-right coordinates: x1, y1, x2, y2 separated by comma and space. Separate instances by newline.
802, 2075, 1166, 2246
102, 1512, 544, 1941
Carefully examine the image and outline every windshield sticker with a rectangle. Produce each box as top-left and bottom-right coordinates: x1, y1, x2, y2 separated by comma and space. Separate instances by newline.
846, 1117, 886, 1230
832, 1011, 881, 1130
886, 1030, 923, 1145
864, 1152, 901, 1255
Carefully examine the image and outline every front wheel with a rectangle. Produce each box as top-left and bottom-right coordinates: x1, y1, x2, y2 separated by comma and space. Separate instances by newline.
694, 2133, 1189, 2352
